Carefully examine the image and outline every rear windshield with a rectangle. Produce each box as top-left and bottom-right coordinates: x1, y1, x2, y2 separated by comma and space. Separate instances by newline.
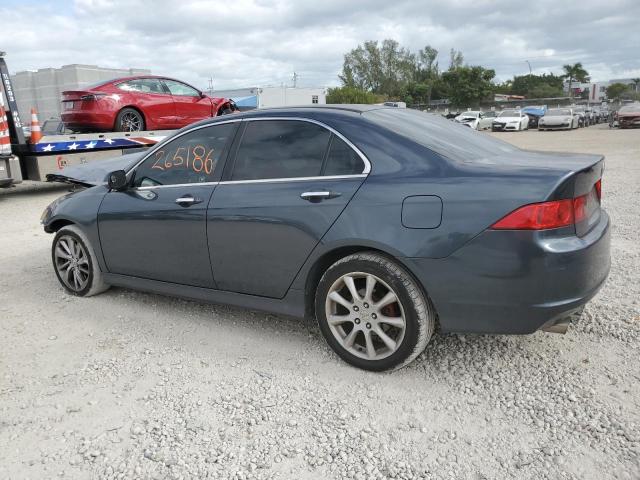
364, 108, 518, 161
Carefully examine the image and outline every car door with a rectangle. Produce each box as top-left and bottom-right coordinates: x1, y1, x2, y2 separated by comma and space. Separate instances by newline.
479, 113, 492, 130
207, 118, 369, 298
97, 121, 238, 287
162, 79, 212, 128
116, 78, 177, 129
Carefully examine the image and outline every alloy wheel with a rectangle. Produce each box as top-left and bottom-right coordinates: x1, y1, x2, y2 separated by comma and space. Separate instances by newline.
325, 272, 406, 360
54, 235, 90, 292
121, 111, 143, 131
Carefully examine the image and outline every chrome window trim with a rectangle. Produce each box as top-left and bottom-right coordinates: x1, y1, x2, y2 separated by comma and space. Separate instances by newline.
134, 181, 220, 191
219, 174, 366, 186
127, 116, 372, 186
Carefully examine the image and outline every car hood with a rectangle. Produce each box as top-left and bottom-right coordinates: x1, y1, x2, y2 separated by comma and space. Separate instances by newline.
455, 116, 477, 122
46, 151, 146, 186
542, 116, 572, 123
495, 116, 521, 122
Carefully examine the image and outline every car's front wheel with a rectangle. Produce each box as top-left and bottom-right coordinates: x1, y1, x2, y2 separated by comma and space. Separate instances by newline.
315, 252, 435, 371
52, 225, 109, 297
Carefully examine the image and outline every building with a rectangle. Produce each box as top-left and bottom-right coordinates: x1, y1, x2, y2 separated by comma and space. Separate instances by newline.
11, 64, 150, 122
211, 86, 326, 110
567, 78, 640, 102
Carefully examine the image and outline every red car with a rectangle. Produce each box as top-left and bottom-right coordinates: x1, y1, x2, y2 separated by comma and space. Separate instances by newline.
61, 75, 237, 132
617, 103, 640, 129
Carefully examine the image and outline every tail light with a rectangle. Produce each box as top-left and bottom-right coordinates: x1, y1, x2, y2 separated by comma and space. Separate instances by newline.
80, 93, 106, 101
491, 181, 601, 230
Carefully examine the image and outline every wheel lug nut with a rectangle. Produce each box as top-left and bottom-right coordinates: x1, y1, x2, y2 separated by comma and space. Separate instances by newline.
363, 302, 369, 308
371, 313, 377, 319
366, 323, 371, 329
353, 306, 359, 312
354, 318, 360, 324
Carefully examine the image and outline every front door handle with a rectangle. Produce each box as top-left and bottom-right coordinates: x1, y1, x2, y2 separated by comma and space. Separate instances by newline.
300, 191, 341, 202
175, 195, 203, 207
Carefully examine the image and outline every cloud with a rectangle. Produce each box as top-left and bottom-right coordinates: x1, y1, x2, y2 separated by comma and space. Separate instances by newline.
2, 0, 639, 90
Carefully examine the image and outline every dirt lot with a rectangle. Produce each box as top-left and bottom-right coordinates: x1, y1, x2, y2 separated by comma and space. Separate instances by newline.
1, 124, 639, 480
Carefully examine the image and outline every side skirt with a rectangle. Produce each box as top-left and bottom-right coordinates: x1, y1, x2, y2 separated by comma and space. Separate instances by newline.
102, 273, 306, 319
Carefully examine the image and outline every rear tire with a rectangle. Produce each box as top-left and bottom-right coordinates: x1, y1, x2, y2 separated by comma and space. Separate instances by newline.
315, 252, 435, 371
52, 225, 109, 297
115, 108, 145, 132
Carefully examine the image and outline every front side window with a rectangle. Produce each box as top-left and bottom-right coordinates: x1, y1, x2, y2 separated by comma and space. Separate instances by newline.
163, 79, 200, 97
231, 120, 331, 181
323, 136, 364, 176
133, 123, 235, 187
312, 95, 319, 104
117, 78, 166, 94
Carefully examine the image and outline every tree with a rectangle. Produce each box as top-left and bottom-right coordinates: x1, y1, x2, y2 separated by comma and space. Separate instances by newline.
605, 83, 629, 102
632, 78, 640, 93
326, 86, 380, 104
562, 63, 590, 98
339, 39, 417, 98
449, 48, 464, 70
441, 66, 496, 108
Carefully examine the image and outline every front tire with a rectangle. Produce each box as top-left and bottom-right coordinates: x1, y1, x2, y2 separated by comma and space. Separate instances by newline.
52, 225, 109, 297
315, 252, 435, 371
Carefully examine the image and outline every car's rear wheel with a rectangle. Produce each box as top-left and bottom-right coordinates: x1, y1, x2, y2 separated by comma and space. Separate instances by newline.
315, 252, 435, 371
115, 108, 145, 132
52, 225, 109, 297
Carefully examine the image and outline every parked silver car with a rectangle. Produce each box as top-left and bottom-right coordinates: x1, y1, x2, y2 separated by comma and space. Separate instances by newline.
538, 108, 579, 130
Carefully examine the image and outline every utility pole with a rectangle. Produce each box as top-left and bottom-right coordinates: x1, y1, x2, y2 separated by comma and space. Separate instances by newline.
207, 77, 214, 95
525, 60, 532, 75
292, 72, 298, 88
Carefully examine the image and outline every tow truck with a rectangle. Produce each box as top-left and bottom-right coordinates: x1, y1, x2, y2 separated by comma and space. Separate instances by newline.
0, 52, 230, 188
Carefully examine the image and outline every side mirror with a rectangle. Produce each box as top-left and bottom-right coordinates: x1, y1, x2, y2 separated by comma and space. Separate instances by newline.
107, 170, 128, 191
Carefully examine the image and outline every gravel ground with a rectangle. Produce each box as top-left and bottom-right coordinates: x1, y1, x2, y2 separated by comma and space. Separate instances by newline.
1, 124, 639, 480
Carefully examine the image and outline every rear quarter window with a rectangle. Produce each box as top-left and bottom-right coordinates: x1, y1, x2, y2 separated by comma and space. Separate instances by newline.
364, 109, 518, 162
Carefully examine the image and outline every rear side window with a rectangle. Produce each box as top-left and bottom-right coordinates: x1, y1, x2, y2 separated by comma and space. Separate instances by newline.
133, 123, 235, 187
323, 136, 364, 176
117, 78, 166, 94
232, 120, 331, 180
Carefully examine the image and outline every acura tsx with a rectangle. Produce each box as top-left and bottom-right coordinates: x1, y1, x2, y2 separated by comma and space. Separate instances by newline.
42, 106, 610, 371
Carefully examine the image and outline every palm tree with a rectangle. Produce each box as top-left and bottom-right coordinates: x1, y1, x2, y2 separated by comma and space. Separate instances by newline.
562, 63, 590, 98
632, 78, 640, 93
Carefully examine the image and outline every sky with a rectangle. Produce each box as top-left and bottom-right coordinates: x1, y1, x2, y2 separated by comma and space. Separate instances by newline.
2, 0, 639, 91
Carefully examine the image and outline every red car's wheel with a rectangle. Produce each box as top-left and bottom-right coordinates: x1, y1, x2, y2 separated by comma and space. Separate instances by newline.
115, 108, 145, 132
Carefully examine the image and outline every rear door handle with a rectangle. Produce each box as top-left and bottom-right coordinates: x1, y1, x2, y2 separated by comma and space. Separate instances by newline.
300, 191, 341, 202
175, 194, 203, 207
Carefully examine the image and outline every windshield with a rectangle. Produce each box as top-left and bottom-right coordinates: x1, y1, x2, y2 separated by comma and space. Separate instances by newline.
498, 110, 519, 117
364, 108, 518, 162
547, 109, 572, 116
460, 111, 479, 117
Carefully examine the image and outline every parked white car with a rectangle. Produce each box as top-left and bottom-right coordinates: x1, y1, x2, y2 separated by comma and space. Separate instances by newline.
538, 108, 579, 131
454, 110, 495, 130
491, 109, 529, 131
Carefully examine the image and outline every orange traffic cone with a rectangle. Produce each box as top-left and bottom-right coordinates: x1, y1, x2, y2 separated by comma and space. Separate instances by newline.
0, 105, 12, 156
30, 107, 42, 144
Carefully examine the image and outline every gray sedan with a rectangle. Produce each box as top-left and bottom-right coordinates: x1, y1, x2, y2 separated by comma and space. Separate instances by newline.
42, 106, 610, 371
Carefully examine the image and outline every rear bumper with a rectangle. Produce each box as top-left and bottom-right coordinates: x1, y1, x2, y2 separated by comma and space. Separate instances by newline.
403, 211, 611, 334
61, 111, 115, 131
